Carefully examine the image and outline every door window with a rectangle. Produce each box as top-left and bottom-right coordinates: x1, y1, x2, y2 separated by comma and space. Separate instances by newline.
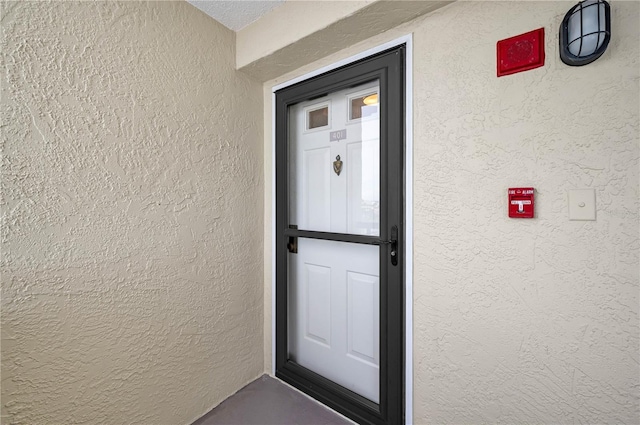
289, 81, 380, 236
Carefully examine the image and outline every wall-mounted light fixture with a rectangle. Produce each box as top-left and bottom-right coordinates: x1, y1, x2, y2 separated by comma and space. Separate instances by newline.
560, 0, 611, 66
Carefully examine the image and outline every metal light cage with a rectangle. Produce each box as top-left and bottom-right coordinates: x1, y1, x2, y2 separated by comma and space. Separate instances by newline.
560, 0, 611, 66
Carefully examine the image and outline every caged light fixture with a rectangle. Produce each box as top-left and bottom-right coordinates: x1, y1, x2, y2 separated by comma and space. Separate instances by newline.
559, 0, 611, 66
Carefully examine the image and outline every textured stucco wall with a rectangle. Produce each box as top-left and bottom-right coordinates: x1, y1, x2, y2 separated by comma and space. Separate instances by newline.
412, 2, 638, 423
237, 0, 452, 81
1, 2, 264, 424
237, 1, 372, 69
263, 1, 639, 423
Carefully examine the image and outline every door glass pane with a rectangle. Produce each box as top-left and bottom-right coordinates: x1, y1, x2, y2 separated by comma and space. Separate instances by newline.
307, 105, 329, 129
289, 80, 380, 236
350, 92, 379, 120
288, 238, 380, 403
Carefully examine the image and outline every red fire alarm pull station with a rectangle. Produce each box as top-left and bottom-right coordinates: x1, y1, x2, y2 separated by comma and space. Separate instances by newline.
509, 188, 535, 218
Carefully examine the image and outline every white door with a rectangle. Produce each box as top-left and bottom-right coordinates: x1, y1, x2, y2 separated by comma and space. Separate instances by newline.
287, 81, 381, 402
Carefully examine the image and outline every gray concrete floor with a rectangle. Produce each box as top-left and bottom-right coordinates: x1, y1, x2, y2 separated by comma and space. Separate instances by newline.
193, 375, 353, 425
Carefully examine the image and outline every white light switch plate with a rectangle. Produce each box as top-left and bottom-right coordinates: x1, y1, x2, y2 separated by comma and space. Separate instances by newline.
569, 189, 596, 221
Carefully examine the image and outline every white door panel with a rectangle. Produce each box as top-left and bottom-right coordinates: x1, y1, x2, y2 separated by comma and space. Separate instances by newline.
303, 148, 331, 231
347, 271, 379, 365
288, 238, 380, 403
304, 263, 332, 346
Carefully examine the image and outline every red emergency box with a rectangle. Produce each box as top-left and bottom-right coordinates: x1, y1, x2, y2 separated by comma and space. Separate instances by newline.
508, 188, 534, 218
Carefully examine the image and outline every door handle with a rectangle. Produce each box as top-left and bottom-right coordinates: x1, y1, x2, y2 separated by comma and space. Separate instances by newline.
287, 236, 298, 254
389, 225, 398, 266
287, 224, 298, 254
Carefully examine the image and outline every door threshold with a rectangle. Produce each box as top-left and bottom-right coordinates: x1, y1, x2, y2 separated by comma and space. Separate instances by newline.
273, 375, 358, 425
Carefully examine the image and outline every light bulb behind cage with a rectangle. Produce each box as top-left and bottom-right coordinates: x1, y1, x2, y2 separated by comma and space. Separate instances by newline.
559, 0, 611, 66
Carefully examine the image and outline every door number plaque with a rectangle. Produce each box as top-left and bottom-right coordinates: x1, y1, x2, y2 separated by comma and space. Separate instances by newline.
330, 129, 346, 142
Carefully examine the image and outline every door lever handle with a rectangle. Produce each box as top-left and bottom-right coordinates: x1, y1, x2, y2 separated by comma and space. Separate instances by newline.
389, 225, 398, 266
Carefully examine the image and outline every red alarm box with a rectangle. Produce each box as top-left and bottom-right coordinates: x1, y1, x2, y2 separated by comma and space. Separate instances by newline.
508, 188, 534, 218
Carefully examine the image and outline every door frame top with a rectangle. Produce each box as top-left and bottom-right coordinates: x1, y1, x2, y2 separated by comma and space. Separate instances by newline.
270, 34, 414, 425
